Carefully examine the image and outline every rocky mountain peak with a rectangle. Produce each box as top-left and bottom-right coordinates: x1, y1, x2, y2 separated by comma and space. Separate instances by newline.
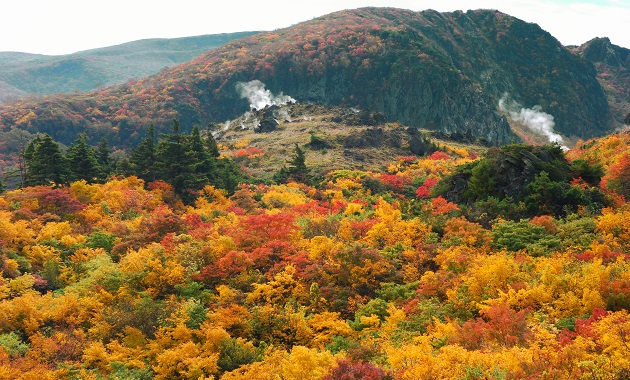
577, 37, 630, 68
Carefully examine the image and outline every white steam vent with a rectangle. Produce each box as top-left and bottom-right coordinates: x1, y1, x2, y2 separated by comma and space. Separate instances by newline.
236, 80, 295, 110
499, 94, 567, 150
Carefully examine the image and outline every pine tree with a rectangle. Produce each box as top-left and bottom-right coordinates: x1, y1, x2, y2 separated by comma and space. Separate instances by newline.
22, 136, 39, 166
289, 144, 309, 179
66, 133, 103, 183
186, 125, 213, 191
272, 166, 291, 184
217, 159, 242, 195
273, 144, 312, 185
96, 138, 111, 180
21, 135, 41, 187
25, 134, 68, 186
205, 125, 221, 158
114, 158, 135, 178
156, 119, 195, 200
130, 124, 157, 183
0, 174, 5, 193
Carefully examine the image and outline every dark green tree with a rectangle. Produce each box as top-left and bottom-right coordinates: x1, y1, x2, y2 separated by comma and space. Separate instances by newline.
66, 133, 103, 183
25, 134, 68, 187
130, 124, 157, 183
217, 159, 241, 195
21, 135, 41, 186
156, 119, 196, 201
289, 144, 308, 176
96, 138, 112, 179
133, 120, 244, 201
204, 125, 221, 158
273, 166, 291, 184
0, 174, 5, 193
188, 125, 246, 195
436, 144, 607, 220
186, 125, 213, 191
570, 159, 604, 187
114, 157, 135, 178
523, 171, 582, 216
22, 135, 40, 166
274, 144, 312, 185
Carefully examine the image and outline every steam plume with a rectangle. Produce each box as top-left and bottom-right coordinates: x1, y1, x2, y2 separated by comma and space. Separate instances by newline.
222, 120, 231, 132
499, 94, 567, 149
236, 80, 295, 110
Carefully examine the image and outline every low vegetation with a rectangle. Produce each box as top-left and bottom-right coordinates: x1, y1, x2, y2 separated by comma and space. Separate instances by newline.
2, 126, 630, 378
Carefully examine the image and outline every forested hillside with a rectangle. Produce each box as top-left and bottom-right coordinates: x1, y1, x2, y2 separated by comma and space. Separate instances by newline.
2, 127, 630, 378
0, 32, 258, 103
0, 7, 614, 155
0, 5, 629, 379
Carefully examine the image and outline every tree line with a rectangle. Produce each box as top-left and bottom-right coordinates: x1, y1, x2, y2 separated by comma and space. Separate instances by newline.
16, 119, 244, 203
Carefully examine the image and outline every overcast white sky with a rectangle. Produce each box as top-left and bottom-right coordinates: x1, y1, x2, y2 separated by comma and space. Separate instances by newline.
2, 0, 629, 55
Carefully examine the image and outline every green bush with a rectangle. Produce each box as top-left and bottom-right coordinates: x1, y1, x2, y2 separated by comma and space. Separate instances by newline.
0, 332, 29, 356
492, 219, 561, 256
437, 144, 608, 220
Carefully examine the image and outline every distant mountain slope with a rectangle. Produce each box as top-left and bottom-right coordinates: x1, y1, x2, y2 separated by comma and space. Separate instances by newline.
0, 8, 613, 151
0, 32, 258, 103
0, 81, 27, 103
570, 37, 630, 128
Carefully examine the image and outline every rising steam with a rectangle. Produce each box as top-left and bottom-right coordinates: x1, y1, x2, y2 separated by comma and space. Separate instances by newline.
236, 80, 296, 110
499, 94, 567, 149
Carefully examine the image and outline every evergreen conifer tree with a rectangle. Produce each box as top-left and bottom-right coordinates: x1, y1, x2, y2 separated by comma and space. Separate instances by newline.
130, 124, 157, 183
96, 138, 111, 180
289, 144, 309, 179
217, 159, 242, 195
21, 135, 41, 187
22, 135, 40, 166
186, 125, 213, 192
273, 144, 312, 185
205, 125, 221, 158
156, 119, 195, 200
66, 133, 103, 183
25, 134, 68, 186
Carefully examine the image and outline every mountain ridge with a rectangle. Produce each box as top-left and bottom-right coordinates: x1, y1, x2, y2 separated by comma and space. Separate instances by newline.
0, 7, 617, 152
0, 31, 259, 103
570, 37, 630, 128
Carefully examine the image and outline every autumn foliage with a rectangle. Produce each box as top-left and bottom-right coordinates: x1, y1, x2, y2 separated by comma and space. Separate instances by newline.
3, 136, 630, 379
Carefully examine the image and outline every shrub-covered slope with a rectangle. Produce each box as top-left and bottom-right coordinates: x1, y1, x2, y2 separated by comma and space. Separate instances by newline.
2, 135, 630, 378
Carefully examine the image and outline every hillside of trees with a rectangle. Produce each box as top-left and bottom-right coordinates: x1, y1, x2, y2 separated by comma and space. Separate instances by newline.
0, 7, 615, 158
0, 32, 258, 104
15, 119, 242, 203
2, 128, 630, 378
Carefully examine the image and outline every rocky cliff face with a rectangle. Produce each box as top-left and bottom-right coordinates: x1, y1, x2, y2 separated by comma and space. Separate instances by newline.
577, 37, 630, 68
571, 37, 630, 128
0, 8, 614, 148
199, 8, 610, 144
